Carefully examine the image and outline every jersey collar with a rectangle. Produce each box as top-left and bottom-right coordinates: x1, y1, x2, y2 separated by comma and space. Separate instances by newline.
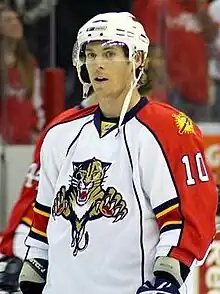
93, 97, 148, 138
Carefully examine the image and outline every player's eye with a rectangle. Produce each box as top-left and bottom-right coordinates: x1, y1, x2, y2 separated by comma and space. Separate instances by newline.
104, 50, 116, 59
86, 52, 96, 60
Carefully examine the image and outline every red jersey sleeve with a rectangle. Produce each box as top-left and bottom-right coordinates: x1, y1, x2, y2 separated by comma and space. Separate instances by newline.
0, 144, 40, 256
137, 101, 218, 267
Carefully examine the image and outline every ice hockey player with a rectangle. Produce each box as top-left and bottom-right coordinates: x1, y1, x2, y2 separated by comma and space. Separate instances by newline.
19, 11, 218, 294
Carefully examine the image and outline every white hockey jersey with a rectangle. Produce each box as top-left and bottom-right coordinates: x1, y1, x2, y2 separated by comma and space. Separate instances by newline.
25, 97, 218, 294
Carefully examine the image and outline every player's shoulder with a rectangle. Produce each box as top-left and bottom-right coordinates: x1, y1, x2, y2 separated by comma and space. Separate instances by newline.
137, 100, 203, 144
44, 104, 97, 135
34, 105, 97, 157
48, 105, 97, 129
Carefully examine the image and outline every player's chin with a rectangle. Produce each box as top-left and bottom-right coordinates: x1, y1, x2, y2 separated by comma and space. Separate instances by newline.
93, 84, 111, 97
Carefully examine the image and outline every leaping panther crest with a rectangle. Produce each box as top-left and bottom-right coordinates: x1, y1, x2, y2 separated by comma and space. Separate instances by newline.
52, 157, 128, 256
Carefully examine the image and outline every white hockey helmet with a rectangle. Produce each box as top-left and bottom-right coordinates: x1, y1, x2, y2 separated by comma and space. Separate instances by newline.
72, 12, 150, 85
72, 12, 150, 127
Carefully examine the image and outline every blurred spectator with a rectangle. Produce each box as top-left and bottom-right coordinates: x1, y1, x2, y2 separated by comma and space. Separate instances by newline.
11, 0, 58, 24
0, 7, 45, 144
133, 0, 218, 122
208, 0, 220, 121
8, 0, 59, 70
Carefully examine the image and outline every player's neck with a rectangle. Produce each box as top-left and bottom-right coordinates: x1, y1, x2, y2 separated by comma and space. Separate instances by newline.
81, 94, 98, 108
98, 89, 141, 118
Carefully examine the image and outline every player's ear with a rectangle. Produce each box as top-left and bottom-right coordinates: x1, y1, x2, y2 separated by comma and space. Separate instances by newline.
135, 52, 143, 69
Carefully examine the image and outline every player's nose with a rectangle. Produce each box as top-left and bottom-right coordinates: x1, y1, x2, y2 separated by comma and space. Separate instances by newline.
93, 55, 105, 68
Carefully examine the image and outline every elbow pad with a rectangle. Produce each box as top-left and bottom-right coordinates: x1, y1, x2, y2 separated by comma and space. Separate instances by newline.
19, 258, 48, 294
153, 256, 190, 288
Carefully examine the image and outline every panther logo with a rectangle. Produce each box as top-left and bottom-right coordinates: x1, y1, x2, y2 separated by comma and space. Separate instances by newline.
52, 157, 128, 256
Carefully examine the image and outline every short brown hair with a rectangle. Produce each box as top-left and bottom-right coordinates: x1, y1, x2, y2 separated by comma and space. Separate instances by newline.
122, 46, 152, 96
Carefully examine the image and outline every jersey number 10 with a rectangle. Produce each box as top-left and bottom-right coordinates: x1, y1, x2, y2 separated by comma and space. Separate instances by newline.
181, 152, 209, 186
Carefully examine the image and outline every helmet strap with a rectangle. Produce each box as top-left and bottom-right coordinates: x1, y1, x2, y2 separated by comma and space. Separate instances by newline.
118, 55, 146, 128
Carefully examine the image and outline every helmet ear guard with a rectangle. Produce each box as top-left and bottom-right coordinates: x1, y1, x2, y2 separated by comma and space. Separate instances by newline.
80, 64, 90, 84
73, 41, 91, 97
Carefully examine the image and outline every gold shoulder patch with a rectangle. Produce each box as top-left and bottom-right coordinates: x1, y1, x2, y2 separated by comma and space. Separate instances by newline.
172, 112, 195, 135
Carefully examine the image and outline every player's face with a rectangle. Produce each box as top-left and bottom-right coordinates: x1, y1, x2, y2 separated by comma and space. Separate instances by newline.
85, 41, 133, 99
